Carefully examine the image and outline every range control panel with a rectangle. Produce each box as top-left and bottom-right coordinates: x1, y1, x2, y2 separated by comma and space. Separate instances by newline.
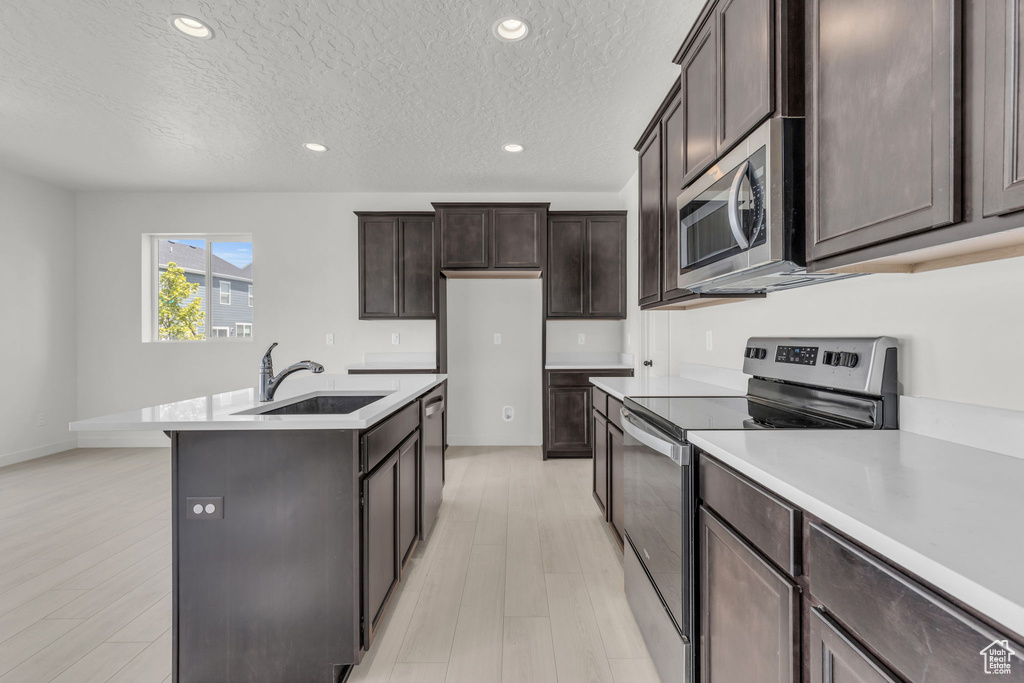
775, 345, 819, 365
741, 337, 898, 396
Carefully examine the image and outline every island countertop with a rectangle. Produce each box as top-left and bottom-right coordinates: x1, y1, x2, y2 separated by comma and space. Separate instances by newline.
69, 373, 446, 432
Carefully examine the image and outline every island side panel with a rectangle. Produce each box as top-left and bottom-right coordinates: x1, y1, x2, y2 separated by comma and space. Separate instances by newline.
171, 429, 361, 683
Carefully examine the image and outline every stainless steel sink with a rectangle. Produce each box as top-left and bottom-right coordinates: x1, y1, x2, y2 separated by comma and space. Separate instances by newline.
234, 392, 390, 416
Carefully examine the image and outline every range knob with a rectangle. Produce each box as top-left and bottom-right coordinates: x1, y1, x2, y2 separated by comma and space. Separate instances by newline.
823, 351, 841, 366
757, 348, 767, 359
839, 352, 859, 368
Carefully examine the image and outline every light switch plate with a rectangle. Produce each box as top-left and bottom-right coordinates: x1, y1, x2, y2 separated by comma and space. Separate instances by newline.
578, 333, 586, 345
494, 333, 502, 345
391, 333, 400, 345
186, 497, 224, 520
326, 333, 334, 346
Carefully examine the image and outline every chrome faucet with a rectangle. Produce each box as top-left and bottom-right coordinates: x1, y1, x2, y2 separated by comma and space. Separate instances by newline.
259, 343, 325, 402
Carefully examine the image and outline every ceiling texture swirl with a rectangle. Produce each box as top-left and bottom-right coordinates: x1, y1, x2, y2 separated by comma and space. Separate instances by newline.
0, 0, 702, 191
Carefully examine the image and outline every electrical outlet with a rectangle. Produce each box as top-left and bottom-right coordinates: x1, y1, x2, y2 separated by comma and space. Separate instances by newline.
503, 406, 514, 422
391, 333, 400, 346
36, 414, 45, 426
186, 496, 224, 520
578, 333, 586, 345
706, 331, 714, 351
326, 333, 334, 346
494, 333, 502, 345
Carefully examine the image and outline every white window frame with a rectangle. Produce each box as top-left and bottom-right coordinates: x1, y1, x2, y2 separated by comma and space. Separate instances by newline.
147, 234, 253, 343
211, 326, 230, 338
236, 322, 252, 338
219, 280, 231, 305
248, 285, 254, 307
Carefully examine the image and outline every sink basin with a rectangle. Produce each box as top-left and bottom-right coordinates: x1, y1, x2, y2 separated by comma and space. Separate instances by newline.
257, 394, 387, 415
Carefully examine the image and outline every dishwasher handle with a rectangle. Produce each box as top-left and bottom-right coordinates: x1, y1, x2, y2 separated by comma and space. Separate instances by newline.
621, 409, 688, 467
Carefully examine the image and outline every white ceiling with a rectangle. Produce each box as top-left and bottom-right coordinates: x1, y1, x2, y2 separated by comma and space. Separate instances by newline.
0, 0, 703, 192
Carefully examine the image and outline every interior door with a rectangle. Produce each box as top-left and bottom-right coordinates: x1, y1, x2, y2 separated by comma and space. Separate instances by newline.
640, 309, 671, 379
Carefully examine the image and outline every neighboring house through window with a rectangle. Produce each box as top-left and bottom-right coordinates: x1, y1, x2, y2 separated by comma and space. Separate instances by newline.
152, 237, 253, 341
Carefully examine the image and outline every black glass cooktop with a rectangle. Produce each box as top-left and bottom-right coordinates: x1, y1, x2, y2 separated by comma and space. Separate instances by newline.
623, 395, 853, 442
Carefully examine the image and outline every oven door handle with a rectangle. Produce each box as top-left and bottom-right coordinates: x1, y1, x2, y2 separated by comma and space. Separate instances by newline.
621, 409, 688, 467
727, 160, 751, 250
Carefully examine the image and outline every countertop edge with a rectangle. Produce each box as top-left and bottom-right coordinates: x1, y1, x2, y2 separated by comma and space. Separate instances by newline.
687, 431, 1024, 639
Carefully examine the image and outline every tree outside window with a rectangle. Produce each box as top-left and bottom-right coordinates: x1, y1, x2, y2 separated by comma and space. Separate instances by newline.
158, 262, 206, 340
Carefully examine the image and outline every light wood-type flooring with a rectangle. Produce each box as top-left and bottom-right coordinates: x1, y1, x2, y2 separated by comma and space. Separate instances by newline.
0, 446, 660, 683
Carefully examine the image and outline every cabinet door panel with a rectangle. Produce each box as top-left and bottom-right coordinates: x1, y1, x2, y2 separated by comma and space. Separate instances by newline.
718, 0, 773, 152
493, 207, 542, 268
399, 217, 437, 318
585, 216, 627, 318
359, 217, 399, 318
984, 0, 1024, 216
661, 93, 692, 302
809, 610, 899, 683
547, 387, 592, 451
700, 507, 798, 683
398, 434, 418, 567
639, 130, 663, 306
441, 209, 489, 268
362, 453, 399, 649
807, 0, 958, 260
593, 410, 608, 514
682, 19, 720, 185
547, 216, 585, 316
608, 424, 625, 547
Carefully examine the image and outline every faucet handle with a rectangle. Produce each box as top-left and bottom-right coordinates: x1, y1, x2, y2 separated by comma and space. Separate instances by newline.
261, 343, 278, 367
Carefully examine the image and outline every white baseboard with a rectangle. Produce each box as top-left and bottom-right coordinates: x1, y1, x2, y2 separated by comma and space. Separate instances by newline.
447, 434, 543, 447
0, 438, 79, 469
76, 432, 171, 449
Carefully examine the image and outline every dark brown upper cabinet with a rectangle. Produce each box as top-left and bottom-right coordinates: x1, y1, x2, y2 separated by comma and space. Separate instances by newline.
546, 212, 627, 320
661, 91, 692, 303
681, 19, 720, 186
434, 203, 547, 271
638, 127, 663, 307
717, 0, 774, 152
357, 213, 437, 320
805, 0, 960, 262
984, 0, 1024, 217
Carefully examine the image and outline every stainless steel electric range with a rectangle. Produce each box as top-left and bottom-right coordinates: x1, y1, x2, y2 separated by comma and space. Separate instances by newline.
620, 337, 899, 683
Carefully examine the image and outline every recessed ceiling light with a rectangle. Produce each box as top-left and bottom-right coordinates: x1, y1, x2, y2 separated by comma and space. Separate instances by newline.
503, 143, 524, 153
493, 17, 530, 42
303, 143, 328, 152
170, 15, 213, 39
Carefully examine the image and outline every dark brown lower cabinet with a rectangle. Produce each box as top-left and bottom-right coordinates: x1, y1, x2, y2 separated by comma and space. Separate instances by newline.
592, 409, 608, 513
608, 424, 624, 547
361, 449, 399, 650
700, 506, 799, 683
547, 387, 592, 453
809, 610, 898, 683
397, 433, 418, 568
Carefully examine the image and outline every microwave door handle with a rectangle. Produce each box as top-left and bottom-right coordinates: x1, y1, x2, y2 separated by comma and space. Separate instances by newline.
621, 409, 686, 466
727, 160, 751, 249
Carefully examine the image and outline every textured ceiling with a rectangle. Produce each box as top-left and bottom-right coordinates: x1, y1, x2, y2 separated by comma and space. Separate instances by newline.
0, 0, 704, 192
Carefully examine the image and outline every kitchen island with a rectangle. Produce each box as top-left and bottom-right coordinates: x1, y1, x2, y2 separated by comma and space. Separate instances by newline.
71, 373, 447, 683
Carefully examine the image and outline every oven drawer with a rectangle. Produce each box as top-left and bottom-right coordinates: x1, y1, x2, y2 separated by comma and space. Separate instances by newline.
699, 456, 800, 576
808, 523, 1024, 682
625, 540, 687, 683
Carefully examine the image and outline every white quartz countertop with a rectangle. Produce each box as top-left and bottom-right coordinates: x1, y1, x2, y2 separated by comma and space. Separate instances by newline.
589, 375, 745, 400
69, 374, 446, 432
687, 429, 1024, 637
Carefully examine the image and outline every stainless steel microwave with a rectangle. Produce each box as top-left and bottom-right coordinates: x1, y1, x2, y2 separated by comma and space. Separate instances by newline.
676, 117, 858, 293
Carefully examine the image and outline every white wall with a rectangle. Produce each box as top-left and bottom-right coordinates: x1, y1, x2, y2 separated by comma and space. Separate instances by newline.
546, 320, 625, 354
75, 190, 622, 446
446, 279, 543, 445
0, 168, 78, 466
667, 257, 1024, 410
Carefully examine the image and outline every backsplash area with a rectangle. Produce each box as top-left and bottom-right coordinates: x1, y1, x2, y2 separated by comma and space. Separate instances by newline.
665, 255, 1024, 411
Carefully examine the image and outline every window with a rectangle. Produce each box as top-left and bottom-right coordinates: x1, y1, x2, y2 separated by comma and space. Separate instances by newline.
149, 236, 253, 342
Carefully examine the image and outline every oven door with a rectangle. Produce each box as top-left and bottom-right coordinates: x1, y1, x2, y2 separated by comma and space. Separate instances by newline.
621, 408, 693, 682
